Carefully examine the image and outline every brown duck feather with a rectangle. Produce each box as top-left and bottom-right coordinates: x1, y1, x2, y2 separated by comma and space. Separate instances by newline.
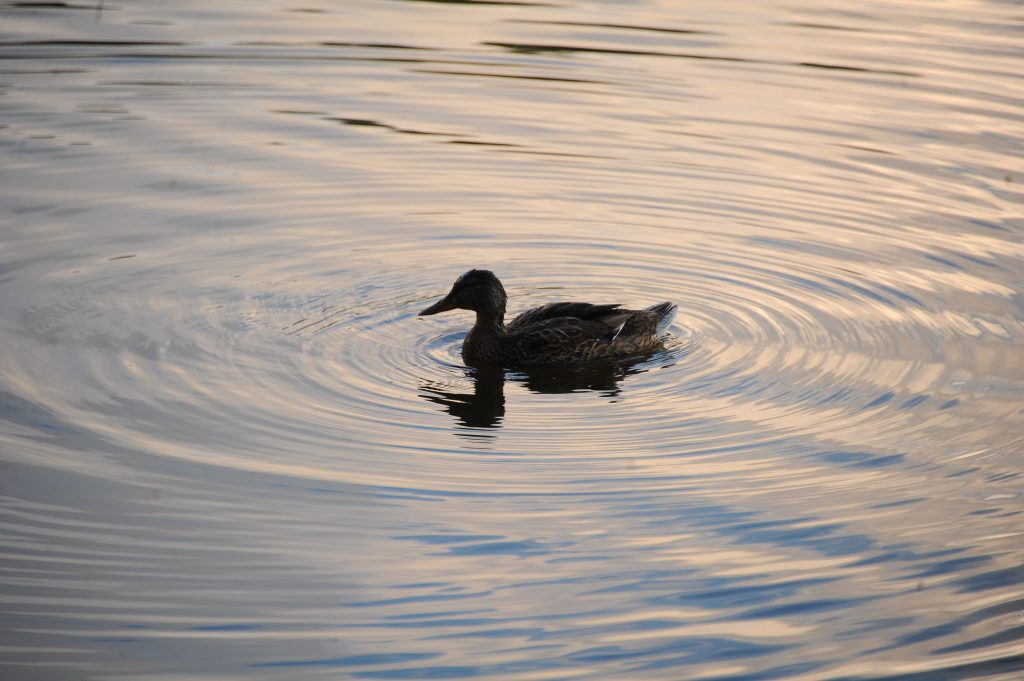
419, 270, 676, 368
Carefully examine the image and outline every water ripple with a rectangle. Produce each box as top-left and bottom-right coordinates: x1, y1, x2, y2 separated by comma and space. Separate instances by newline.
2, 1, 1022, 679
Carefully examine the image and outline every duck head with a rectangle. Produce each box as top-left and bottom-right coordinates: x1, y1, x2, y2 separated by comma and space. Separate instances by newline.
419, 269, 507, 319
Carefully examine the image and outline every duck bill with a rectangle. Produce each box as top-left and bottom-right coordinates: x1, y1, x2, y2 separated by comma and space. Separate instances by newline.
419, 295, 457, 316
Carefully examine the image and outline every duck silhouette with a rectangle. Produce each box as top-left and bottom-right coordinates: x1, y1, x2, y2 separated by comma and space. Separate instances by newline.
420, 269, 676, 368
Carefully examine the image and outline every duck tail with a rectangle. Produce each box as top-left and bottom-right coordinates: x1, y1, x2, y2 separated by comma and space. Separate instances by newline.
646, 302, 677, 334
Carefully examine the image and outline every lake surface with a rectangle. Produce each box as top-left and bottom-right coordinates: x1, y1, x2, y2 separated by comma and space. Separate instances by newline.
1, 1, 1022, 679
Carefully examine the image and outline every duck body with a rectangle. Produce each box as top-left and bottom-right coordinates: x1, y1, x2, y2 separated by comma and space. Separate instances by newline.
419, 270, 677, 368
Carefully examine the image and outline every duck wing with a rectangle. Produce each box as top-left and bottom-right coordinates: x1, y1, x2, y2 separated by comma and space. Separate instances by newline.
506, 316, 621, 365
504, 304, 637, 366
508, 302, 622, 332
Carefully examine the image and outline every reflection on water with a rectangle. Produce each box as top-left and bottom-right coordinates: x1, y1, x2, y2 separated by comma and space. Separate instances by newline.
2, 0, 1023, 679
421, 357, 657, 431
423, 366, 508, 430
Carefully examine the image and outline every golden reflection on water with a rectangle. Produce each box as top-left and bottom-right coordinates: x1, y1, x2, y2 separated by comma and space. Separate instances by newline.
1, 0, 1022, 679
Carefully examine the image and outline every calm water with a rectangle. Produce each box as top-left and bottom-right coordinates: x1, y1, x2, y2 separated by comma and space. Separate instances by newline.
2, 1, 1023, 679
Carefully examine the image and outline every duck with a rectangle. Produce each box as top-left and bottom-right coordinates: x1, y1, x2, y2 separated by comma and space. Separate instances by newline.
419, 269, 677, 368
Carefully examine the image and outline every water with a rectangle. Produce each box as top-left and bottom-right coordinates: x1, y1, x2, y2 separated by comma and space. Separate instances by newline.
2, 0, 1022, 679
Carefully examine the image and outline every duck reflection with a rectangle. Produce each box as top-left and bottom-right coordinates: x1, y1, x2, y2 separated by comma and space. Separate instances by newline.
419, 358, 649, 432
420, 365, 507, 430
